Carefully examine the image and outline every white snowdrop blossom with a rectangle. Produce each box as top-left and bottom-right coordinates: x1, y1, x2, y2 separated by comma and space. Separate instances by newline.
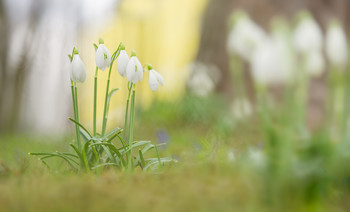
126, 56, 143, 84
227, 14, 267, 61
293, 13, 323, 55
305, 51, 325, 77
251, 39, 291, 85
117, 50, 130, 77
326, 21, 348, 68
95, 44, 111, 71
187, 71, 215, 97
148, 69, 164, 91
70, 54, 86, 83
230, 98, 253, 121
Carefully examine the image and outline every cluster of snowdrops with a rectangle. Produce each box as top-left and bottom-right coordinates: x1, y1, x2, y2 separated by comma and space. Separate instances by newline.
30, 39, 174, 173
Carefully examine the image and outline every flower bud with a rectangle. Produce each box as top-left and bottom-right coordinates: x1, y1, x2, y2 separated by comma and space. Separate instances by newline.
293, 11, 323, 55
126, 54, 143, 84
117, 50, 129, 77
95, 43, 111, 71
148, 69, 164, 91
326, 20, 348, 68
70, 52, 86, 83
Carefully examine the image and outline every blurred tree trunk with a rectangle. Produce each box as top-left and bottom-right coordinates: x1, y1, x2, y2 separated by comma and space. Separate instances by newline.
0, 0, 42, 133
0, 0, 9, 133
196, 0, 234, 97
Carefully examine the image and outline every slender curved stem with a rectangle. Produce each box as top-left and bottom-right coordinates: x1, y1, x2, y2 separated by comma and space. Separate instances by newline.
93, 67, 98, 136
123, 84, 133, 141
71, 81, 81, 150
74, 83, 81, 149
128, 86, 136, 170
101, 47, 122, 136
102, 64, 113, 136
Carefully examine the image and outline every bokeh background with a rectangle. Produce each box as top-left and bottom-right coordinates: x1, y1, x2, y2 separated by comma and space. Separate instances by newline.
0, 0, 349, 135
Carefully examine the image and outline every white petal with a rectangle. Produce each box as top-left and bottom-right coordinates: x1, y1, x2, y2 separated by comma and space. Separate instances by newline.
293, 17, 323, 54
117, 50, 129, 77
71, 55, 86, 83
134, 56, 143, 81
154, 70, 164, 86
306, 51, 325, 77
326, 24, 348, 68
126, 57, 139, 84
95, 44, 111, 71
148, 70, 159, 91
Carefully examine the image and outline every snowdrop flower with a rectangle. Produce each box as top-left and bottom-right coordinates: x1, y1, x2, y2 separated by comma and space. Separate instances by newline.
305, 51, 325, 77
148, 66, 164, 91
117, 48, 130, 77
187, 69, 215, 97
326, 20, 348, 68
70, 47, 86, 83
251, 39, 291, 85
230, 98, 253, 121
126, 50, 143, 84
293, 11, 323, 55
227, 10, 267, 61
95, 38, 111, 71
227, 149, 236, 162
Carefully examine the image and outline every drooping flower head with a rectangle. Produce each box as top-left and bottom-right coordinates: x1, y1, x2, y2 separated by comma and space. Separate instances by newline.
326, 19, 348, 69
95, 38, 111, 71
126, 50, 143, 84
147, 65, 164, 91
117, 43, 129, 77
293, 11, 323, 55
227, 10, 267, 61
70, 47, 86, 83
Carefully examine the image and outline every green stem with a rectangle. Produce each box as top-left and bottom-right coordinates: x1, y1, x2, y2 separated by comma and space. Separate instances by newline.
73, 82, 81, 150
102, 64, 114, 136
101, 48, 122, 136
93, 67, 98, 136
123, 85, 132, 141
128, 86, 136, 170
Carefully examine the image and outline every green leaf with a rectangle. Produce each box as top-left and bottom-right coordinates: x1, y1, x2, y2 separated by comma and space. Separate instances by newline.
102, 127, 122, 141
68, 118, 92, 139
80, 128, 91, 143
81, 141, 91, 173
90, 143, 126, 167
139, 149, 146, 169
106, 88, 119, 112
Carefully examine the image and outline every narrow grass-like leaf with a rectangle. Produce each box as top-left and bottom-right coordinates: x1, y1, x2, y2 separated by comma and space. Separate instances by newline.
102, 127, 122, 141
81, 141, 91, 173
90, 142, 117, 164
69, 118, 92, 138
106, 88, 119, 113
90, 143, 126, 167
139, 149, 146, 169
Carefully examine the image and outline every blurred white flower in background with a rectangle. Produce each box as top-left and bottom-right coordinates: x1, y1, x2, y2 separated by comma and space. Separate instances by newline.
251, 39, 290, 85
227, 10, 267, 62
187, 62, 221, 97
293, 11, 323, 55
326, 20, 349, 69
227, 149, 236, 162
230, 98, 253, 121
305, 51, 325, 77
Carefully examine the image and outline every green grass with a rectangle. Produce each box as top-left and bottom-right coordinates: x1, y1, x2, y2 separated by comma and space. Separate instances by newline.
1, 95, 350, 212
